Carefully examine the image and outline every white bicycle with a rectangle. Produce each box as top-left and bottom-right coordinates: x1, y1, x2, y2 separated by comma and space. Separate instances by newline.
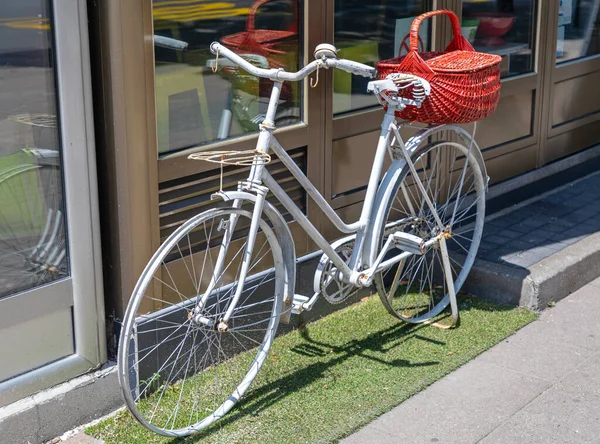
118, 39, 487, 437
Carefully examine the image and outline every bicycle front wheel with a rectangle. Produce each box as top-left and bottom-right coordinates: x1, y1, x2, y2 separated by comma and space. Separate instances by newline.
118, 207, 284, 437
374, 140, 486, 323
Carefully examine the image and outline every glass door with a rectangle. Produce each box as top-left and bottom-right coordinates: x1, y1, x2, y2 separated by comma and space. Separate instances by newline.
457, 0, 543, 184
542, 0, 600, 163
0, 0, 104, 405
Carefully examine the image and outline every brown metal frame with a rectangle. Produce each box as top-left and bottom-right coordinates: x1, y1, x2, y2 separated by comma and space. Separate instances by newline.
539, 0, 600, 164
92, 0, 329, 315
92, 0, 600, 316
89, 0, 160, 316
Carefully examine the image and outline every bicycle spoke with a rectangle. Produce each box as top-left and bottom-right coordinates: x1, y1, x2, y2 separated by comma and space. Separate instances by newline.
120, 208, 282, 434
376, 140, 485, 323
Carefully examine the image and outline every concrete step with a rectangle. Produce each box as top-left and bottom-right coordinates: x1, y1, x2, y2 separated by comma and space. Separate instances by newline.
463, 171, 600, 310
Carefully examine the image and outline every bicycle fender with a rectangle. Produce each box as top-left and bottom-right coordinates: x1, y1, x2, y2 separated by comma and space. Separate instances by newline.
213, 191, 296, 324
363, 125, 488, 266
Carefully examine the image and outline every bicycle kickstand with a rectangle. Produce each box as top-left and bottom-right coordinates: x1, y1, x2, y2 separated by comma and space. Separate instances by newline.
428, 234, 460, 329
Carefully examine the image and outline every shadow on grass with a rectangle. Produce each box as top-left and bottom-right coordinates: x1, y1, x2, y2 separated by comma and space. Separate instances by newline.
174, 312, 444, 443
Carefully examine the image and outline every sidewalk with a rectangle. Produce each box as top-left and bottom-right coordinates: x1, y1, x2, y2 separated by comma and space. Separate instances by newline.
343, 278, 600, 444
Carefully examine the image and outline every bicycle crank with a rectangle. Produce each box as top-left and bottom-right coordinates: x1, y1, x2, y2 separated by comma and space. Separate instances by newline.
314, 238, 357, 304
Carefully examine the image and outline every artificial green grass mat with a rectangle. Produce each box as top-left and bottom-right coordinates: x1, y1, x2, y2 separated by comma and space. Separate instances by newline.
88, 295, 536, 443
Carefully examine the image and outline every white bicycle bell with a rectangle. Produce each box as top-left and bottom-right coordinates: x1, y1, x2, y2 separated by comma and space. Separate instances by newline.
314, 43, 338, 60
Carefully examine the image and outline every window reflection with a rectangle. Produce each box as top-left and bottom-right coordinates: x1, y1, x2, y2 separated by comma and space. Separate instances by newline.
153, 0, 302, 155
334, 0, 431, 115
0, 2, 68, 298
556, 0, 600, 64
462, 0, 537, 78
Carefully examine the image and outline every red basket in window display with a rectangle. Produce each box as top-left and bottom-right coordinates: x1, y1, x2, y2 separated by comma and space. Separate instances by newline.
220, 0, 299, 99
469, 13, 516, 46
376, 10, 503, 124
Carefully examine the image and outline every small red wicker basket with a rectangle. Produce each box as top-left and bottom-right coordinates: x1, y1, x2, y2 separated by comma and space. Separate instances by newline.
376, 10, 503, 124
220, 0, 298, 99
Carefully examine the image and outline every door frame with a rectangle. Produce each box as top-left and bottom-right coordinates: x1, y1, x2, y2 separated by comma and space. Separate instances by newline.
0, 0, 105, 407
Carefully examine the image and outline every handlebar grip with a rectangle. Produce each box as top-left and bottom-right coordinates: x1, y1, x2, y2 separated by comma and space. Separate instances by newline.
154, 35, 188, 51
331, 59, 377, 79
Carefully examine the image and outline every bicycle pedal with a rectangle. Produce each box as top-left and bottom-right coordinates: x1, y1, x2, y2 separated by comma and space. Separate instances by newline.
291, 294, 310, 314
392, 232, 425, 255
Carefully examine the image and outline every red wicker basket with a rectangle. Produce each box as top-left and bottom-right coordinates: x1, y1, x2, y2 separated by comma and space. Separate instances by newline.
220, 0, 298, 99
376, 10, 502, 124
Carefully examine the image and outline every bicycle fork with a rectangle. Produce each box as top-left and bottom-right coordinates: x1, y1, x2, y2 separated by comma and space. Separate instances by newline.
192, 188, 268, 331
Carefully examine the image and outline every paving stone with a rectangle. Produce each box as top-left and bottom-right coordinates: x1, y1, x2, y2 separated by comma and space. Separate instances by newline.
522, 232, 554, 246
480, 251, 505, 263
476, 243, 493, 253
561, 234, 587, 245
568, 211, 597, 223
572, 206, 599, 218
563, 199, 586, 208
543, 194, 567, 205
480, 352, 600, 444
525, 245, 564, 262
505, 239, 533, 252
353, 359, 550, 444
491, 250, 518, 262
521, 215, 553, 228
499, 252, 521, 263
485, 234, 513, 246
510, 222, 538, 234
486, 217, 512, 228
476, 322, 589, 383
504, 252, 540, 268
556, 237, 579, 247
577, 221, 600, 234
539, 239, 568, 252
493, 229, 522, 240
532, 285, 600, 352
544, 219, 577, 233
543, 206, 573, 218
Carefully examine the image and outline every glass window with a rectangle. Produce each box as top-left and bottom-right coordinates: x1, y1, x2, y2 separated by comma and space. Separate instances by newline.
462, 0, 537, 78
556, 0, 600, 64
0, 1, 69, 298
153, 0, 302, 155
334, 1, 431, 115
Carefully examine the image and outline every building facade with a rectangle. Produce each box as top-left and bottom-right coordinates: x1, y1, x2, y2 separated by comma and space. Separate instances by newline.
1, 0, 599, 406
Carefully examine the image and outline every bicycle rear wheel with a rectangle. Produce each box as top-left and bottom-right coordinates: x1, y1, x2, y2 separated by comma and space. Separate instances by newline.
374, 140, 486, 323
118, 207, 284, 437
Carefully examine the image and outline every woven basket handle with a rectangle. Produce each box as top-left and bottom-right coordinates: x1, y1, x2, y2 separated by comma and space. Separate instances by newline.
409, 9, 471, 52
399, 33, 424, 57
247, 0, 298, 33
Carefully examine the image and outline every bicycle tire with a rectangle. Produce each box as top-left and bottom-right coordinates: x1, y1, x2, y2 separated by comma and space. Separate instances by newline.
118, 207, 284, 437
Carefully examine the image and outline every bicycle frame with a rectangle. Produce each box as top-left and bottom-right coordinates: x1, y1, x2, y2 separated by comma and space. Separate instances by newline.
197, 79, 450, 324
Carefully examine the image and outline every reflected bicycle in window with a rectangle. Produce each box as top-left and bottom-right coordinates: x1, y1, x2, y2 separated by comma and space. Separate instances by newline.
0, 114, 67, 298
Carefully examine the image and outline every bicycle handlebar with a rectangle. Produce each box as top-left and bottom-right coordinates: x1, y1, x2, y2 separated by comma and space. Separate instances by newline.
326, 58, 377, 78
209, 42, 377, 82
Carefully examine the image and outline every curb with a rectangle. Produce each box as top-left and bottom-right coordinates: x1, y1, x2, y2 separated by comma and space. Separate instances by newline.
463, 231, 600, 310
